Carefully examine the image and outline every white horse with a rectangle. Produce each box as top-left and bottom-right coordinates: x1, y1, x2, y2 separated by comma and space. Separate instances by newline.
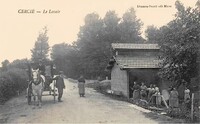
31, 68, 45, 108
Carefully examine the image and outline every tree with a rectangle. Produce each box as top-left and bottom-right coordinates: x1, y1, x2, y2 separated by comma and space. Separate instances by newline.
102, 10, 121, 57
103, 10, 121, 43
9, 58, 29, 70
145, 25, 160, 43
76, 13, 105, 78
51, 43, 80, 78
1, 60, 10, 71
52, 9, 144, 79
119, 8, 144, 43
31, 27, 50, 63
51, 43, 69, 72
159, 1, 200, 87
77, 13, 104, 48
76, 9, 145, 78
196, 0, 200, 12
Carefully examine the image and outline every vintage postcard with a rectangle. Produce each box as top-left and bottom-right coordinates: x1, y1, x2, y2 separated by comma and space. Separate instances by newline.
0, 0, 199, 123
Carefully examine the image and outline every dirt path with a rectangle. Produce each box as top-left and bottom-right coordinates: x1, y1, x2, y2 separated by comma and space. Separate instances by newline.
0, 79, 184, 123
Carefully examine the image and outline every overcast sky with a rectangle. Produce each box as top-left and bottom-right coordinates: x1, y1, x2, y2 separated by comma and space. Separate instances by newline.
0, 0, 197, 65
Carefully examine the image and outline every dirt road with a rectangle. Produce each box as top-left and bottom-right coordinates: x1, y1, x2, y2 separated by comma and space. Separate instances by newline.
0, 79, 183, 123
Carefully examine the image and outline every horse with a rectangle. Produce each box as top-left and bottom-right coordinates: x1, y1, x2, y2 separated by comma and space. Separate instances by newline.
31, 68, 45, 108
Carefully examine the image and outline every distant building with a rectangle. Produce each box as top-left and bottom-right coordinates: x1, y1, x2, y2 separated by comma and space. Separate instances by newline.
107, 43, 162, 98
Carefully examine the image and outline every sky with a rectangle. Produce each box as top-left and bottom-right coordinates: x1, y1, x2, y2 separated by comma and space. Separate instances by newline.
0, 0, 197, 65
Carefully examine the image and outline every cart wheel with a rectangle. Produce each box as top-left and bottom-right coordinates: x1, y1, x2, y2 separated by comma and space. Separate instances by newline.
53, 81, 56, 103
27, 88, 32, 105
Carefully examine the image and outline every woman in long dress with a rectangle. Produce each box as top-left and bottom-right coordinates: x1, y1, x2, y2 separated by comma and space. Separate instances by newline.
154, 87, 162, 107
147, 84, 155, 100
169, 88, 179, 108
132, 82, 140, 100
78, 75, 85, 97
184, 87, 190, 103
140, 82, 147, 100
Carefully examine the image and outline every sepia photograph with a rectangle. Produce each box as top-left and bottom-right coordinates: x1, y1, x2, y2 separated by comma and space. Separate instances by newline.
0, 0, 200, 123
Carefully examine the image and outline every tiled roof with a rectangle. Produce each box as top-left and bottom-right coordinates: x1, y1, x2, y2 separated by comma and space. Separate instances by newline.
112, 43, 160, 50
115, 56, 161, 69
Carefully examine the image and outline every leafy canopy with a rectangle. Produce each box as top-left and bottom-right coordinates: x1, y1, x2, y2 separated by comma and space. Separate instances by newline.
158, 1, 200, 87
31, 27, 50, 63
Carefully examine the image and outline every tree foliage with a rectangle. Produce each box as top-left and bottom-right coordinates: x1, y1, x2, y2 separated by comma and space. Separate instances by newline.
9, 59, 29, 70
1, 60, 10, 71
51, 43, 80, 78
51, 8, 144, 79
158, 1, 200, 87
0, 58, 29, 103
76, 13, 105, 78
119, 8, 144, 43
145, 25, 160, 43
103, 10, 121, 43
31, 27, 50, 63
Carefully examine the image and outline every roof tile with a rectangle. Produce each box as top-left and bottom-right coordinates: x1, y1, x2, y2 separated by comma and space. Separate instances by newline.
112, 43, 160, 50
115, 56, 161, 68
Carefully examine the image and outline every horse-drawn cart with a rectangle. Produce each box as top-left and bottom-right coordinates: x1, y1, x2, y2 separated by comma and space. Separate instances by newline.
26, 61, 57, 105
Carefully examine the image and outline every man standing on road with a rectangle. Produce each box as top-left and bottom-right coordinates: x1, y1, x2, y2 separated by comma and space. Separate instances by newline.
53, 71, 65, 102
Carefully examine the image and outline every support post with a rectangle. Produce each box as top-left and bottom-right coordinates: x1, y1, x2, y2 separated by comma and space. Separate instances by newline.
191, 93, 194, 121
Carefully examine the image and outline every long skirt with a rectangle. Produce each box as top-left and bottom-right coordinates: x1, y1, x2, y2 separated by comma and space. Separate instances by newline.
156, 95, 162, 106
78, 83, 85, 95
184, 94, 190, 103
140, 90, 147, 100
169, 98, 179, 108
133, 90, 140, 100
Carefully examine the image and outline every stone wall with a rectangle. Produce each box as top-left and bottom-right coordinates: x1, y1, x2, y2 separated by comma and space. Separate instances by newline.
111, 63, 128, 97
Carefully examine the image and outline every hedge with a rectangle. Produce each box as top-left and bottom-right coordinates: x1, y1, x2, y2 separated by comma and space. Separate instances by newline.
0, 68, 28, 104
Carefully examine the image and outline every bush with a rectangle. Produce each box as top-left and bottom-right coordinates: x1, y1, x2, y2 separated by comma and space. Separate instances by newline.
166, 102, 200, 122
0, 68, 28, 104
86, 80, 111, 93
194, 100, 200, 122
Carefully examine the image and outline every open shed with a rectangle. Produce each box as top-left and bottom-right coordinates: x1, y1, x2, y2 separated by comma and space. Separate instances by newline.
107, 43, 162, 98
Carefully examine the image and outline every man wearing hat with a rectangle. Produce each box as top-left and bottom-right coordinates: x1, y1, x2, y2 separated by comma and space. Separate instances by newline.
53, 71, 65, 102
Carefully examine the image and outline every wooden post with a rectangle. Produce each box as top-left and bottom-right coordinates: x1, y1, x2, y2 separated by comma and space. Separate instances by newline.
191, 93, 194, 121
53, 80, 56, 103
